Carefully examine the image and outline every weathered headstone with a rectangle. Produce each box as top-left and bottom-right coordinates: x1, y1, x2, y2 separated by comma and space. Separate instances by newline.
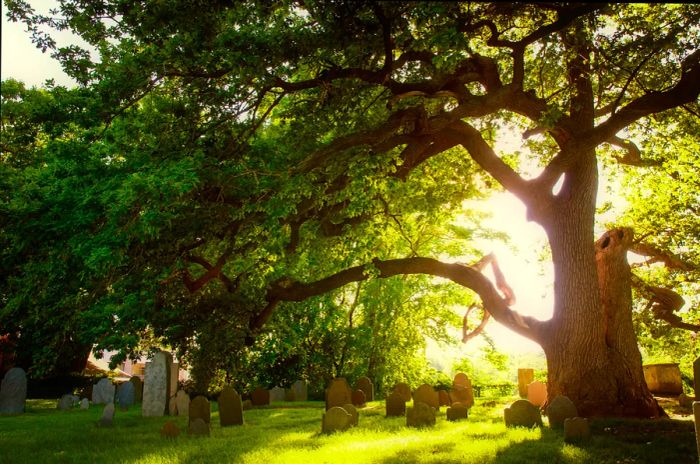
545, 395, 577, 429
142, 351, 172, 417
325, 378, 352, 411
270, 386, 286, 402
290, 380, 308, 401
355, 377, 373, 402
694, 402, 700, 462
517, 369, 534, 398
92, 378, 115, 405
643, 363, 683, 395
129, 376, 143, 402
694, 357, 700, 399
392, 382, 412, 403
0, 368, 27, 414
98, 403, 115, 427
449, 384, 474, 409
168, 362, 179, 415
322, 406, 352, 434
117, 381, 135, 410
386, 392, 406, 417
242, 399, 253, 410
160, 420, 180, 438
80, 398, 89, 409
189, 395, 211, 426
57, 394, 74, 411
351, 389, 366, 407
564, 417, 590, 443
438, 390, 451, 407
342, 403, 359, 426
413, 384, 439, 410
189, 418, 210, 436
526, 381, 547, 407
446, 403, 469, 421
504, 399, 542, 428
219, 386, 244, 426
251, 387, 270, 406
453, 372, 470, 388
176, 390, 190, 416
406, 401, 435, 428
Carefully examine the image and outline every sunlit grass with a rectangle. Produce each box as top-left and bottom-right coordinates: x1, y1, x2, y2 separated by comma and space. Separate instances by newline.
0, 396, 695, 463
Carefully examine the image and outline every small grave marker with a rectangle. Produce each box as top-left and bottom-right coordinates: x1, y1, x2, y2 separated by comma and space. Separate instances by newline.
406, 401, 435, 428
545, 395, 577, 429
322, 406, 352, 434
160, 420, 180, 438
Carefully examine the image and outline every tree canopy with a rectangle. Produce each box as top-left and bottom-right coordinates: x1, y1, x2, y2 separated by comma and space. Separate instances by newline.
1, 1, 699, 415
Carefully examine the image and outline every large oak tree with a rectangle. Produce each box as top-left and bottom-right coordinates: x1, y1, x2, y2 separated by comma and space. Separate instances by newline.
3, 2, 699, 416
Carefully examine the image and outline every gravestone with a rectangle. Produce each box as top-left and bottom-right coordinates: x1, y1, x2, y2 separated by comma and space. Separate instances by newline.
355, 377, 373, 402
251, 387, 270, 406
406, 401, 435, 428
189, 395, 211, 427
438, 390, 451, 407
342, 403, 359, 426
694, 357, 700, 399
0, 368, 27, 414
453, 372, 470, 388
392, 382, 412, 403
449, 384, 474, 409
160, 420, 180, 438
98, 403, 115, 427
546, 395, 578, 429
270, 386, 286, 402
92, 378, 115, 405
526, 381, 547, 407
80, 398, 89, 410
413, 384, 439, 410
322, 406, 352, 434
58, 394, 74, 411
176, 390, 190, 416
129, 376, 143, 402
694, 402, 700, 462
168, 362, 179, 415
290, 380, 308, 401
325, 378, 352, 411
446, 403, 469, 421
386, 392, 406, 417
517, 369, 534, 397
504, 399, 542, 428
219, 386, 243, 426
117, 381, 135, 410
242, 399, 253, 410
643, 363, 683, 395
351, 389, 366, 407
189, 418, 210, 436
564, 417, 590, 443
142, 351, 172, 416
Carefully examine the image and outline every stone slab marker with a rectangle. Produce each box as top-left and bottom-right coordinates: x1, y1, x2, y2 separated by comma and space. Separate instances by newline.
93, 378, 115, 405
129, 376, 143, 402
189, 395, 211, 425
564, 417, 590, 443
449, 384, 474, 409
218, 386, 243, 426
505, 399, 542, 428
0, 368, 27, 414
693, 402, 700, 463
189, 418, 210, 436
694, 357, 700, 399
58, 394, 74, 410
98, 403, 115, 427
270, 386, 286, 402
392, 382, 412, 403
446, 403, 468, 421
355, 377, 373, 402
438, 390, 450, 407
342, 403, 359, 426
517, 369, 534, 398
168, 362, 179, 415
406, 402, 435, 428
526, 381, 547, 407
291, 380, 308, 401
175, 390, 190, 416
351, 389, 366, 407
322, 406, 352, 434
117, 381, 135, 410
251, 387, 270, 406
142, 351, 172, 417
325, 378, 352, 411
413, 384, 439, 410
546, 395, 578, 429
385, 392, 406, 417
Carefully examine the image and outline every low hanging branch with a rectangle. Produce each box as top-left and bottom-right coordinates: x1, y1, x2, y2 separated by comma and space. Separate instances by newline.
633, 281, 700, 331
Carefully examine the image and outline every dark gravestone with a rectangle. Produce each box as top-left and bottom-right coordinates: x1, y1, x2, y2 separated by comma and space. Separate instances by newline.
449, 384, 474, 409
453, 373, 470, 388
189, 395, 211, 427
325, 378, 352, 411
351, 389, 366, 407
694, 357, 700, 399
392, 382, 412, 403
161, 420, 180, 438
355, 377, 373, 402
251, 387, 270, 406
545, 395, 578, 429
406, 401, 435, 428
98, 403, 115, 427
322, 406, 352, 434
116, 381, 135, 411
564, 417, 590, 443
504, 399, 542, 428
446, 403, 469, 421
58, 394, 74, 411
189, 418, 210, 436
342, 403, 359, 426
386, 392, 406, 417
129, 376, 143, 402
413, 384, 439, 410
242, 400, 253, 410
438, 390, 451, 407
694, 402, 700, 460
218, 386, 243, 426
92, 378, 115, 405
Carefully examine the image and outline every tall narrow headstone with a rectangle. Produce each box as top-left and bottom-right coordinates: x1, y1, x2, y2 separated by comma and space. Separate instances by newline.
92, 378, 115, 405
80, 398, 89, 410
517, 369, 534, 398
142, 351, 172, 417
176, 390, 190, 416
129, 376, 143, 402
168, 362, 179, 415
385, 392, 406, 417
693, 402, 700, 462
527, 381, 547, 407
325, 378, 352, 411
694, 357, 700, 399
218, 386, 243, 426
546, 395, 578, 429
355, 377, 373, 402
438, 390, 451, 407
413, 384, 439, 410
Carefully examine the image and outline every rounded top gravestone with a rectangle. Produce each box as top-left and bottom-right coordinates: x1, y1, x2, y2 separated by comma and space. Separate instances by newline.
355, 377, 373, 402
413, 384, 439, 410
117, 381, 135, 410
92, 378, 115, 405
325, 378, 352, 411
189, 395, 211, 425
504, 399, 542, 428
545, 395, 578, 428
322, 406, 352, 434
392, 382, 412, 403
218, 386, 243, 426
0, 367, 27, 414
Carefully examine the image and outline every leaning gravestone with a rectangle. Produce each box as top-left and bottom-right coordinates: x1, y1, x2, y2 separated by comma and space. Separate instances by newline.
142, 351, 172, 416
58, 394, 74, 411
504, 399, 542, 428
98, 403, 115, 427
392, 382, 412, 403
517, 369, 534, 398
322, 406, 352, 434
694, 357, 700, 399
342, 403, 359, 426
270, 386, 286, 402
564, 417, 590, 443
446, 403, 469, 421
129, 376, 143, 402
526, 381, 547, 407
176, 390, 190, 416
92, 378, 115, 405
545, 395, 578, 428
325, 378, 352, 411
351, 389, 366, 407
355, 377, 373, 402
413, 384, 439, 410
189, 395, 211, 426
116, 381, 135, 411
406, 401, 435, 428
386, 392, 406, 417
290, 380, 308, 401
218, 386, 244, 426
251, 387, 270, 406
0, 368, 27, 414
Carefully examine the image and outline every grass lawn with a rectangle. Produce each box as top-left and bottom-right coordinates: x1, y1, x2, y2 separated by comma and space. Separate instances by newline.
0, 396, 696, 463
